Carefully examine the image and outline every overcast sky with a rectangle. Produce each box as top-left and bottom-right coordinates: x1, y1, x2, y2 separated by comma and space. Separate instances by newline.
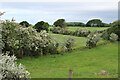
0, 0, 119, 25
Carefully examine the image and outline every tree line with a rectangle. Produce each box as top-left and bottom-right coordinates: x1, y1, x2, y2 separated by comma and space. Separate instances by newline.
19, 18, 110, 30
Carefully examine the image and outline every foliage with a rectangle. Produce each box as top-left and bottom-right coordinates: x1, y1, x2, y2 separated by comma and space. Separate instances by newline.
109, 33, 118, 42
66, 22, 85, 26
19, 21, 30, 27
51, 27, 90, 37
101, 30, 110, 40
107, 20, 120, 40
73, 29, 91, 37
51, 27, 73, 35
46, 42, 59, 54
86, 32, 100, 48
0, 53, 30, 80
102, 23, 110, 27
64, 38, 75, 51
53, 19, 66, 28
86, 19, 103, 27
1, 20, 53, 58
34, 21, 49, 32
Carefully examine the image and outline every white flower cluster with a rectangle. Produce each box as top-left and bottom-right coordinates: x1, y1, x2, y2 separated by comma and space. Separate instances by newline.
110, 33, 118, 42
0, 53, 30, 80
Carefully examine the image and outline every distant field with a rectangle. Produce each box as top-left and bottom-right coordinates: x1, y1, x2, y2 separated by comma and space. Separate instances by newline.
49, 26, 109, 32
49, 33, 87, 50
49, 33, 106, 50
66, 26, 109, 32
18, 42, 118, 78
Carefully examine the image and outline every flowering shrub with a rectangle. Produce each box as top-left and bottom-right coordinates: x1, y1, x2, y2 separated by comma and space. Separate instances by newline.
64, 38, 75, 51
1, 20, 53, 58
52, 27, 90, 37
86, 32, 100, 49
109, 33, 118, 42
73, 29, 90, 37
0, 53, 30, 80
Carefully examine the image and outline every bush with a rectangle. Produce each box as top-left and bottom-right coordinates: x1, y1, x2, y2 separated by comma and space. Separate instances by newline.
107, 20, 120, 40
0, 53, 30, 80
73, 29, 90, 37
52, 27, 90, 37
64, 38, 75, 51
51, 27, 63, 34
101, 30, 110, 40
86, 32, 100, 49
1, 20, 54, 58
109, 33, 118, 42
47, 42, 59, 54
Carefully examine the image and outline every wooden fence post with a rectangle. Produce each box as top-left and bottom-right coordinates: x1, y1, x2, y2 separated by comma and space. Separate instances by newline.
68, 69, 73, 80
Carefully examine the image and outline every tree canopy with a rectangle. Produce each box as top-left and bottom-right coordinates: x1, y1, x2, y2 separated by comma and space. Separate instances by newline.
53, 19, 66, 28
66, 22, 85, 26
34, 21, 49, 32
86, 19, 103, 27
19, 21, 30, 27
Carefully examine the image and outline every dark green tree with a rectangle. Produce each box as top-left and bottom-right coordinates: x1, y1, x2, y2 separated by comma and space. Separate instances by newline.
53, 19, 66, 28
19, 21, 30, 27
66, 22, 85, 26
34, 21, 49, 32
86, 19, 103, 27
102, 23, 110, 27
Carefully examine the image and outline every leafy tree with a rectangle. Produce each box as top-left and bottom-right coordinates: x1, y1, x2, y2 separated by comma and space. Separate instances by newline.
53, 19, 66, 28
19, 21, 30, 27
86, 19, 103, 27
34, 21, 49, 32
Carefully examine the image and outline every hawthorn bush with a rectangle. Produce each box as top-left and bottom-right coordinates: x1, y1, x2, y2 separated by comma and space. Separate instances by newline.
86, 32, 100, 49
109, 33, 118, 42
51, 27, 73, 35
64, 38, 75, 51
107, 20, 120, 40
73, 29, 91, 37
1, 20, 55, 58
0, 53, 30, 80
51, 27, 90, 37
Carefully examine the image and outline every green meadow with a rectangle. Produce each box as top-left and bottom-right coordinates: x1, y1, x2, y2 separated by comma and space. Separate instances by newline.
18, 27, 118, 78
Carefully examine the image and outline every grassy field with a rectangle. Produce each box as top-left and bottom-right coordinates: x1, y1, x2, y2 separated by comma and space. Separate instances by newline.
17, 27, 118, 78
18, 42, 118, 78
49, 33, 87, 49
66, 26, 109, 32
49, 33, 106, 50
49, 26, 109, 32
